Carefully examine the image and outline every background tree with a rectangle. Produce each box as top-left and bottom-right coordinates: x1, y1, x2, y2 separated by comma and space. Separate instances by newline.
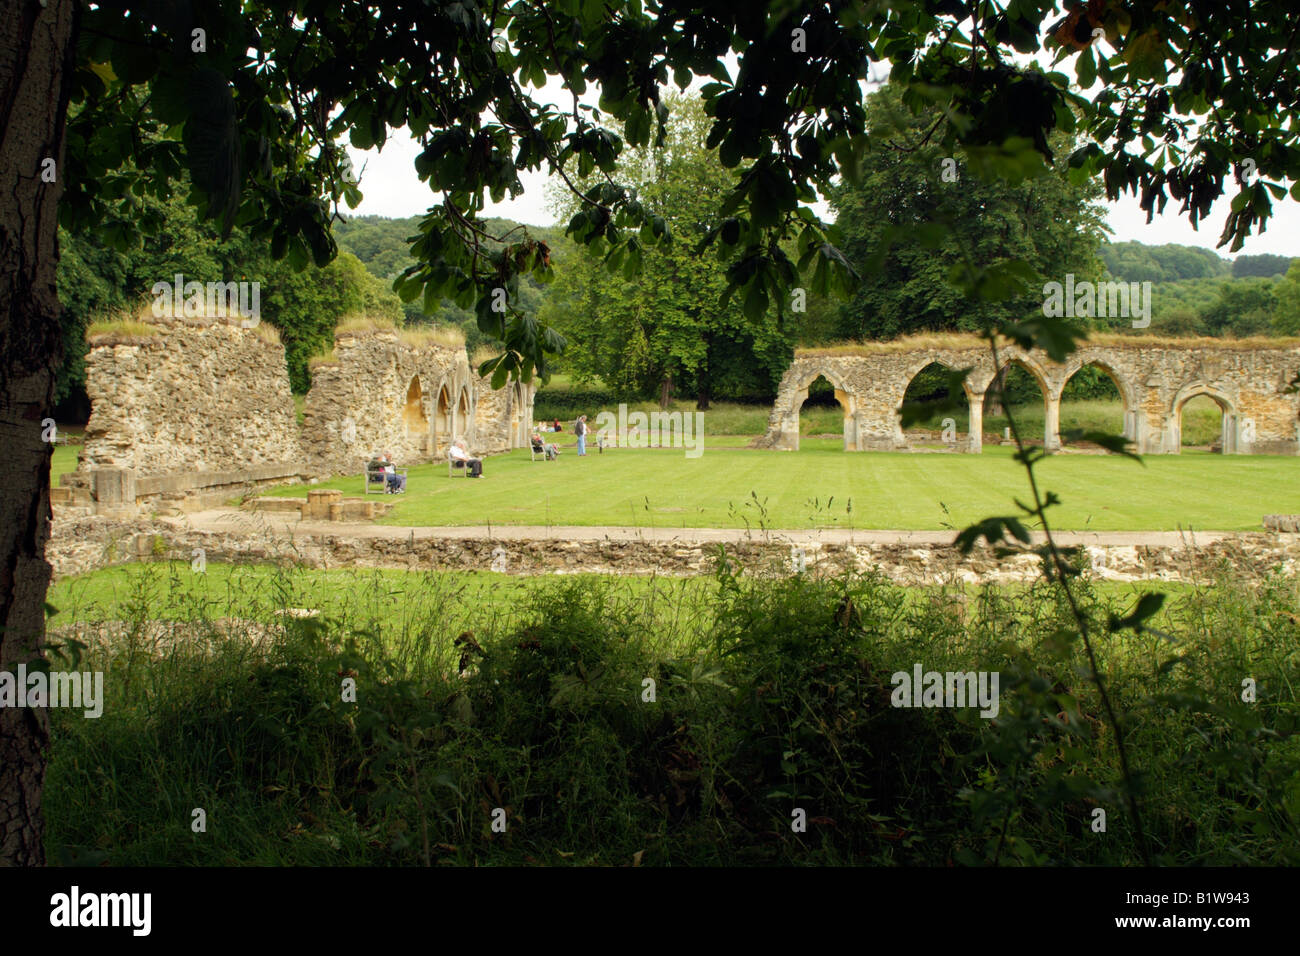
831, 83, 1108, 342
1272, 261, 1300, 335
1100, 241, 1232, 283
1233, 254, 1294, 279
56, 191, 405, 400
1199, 279, 1278, 338
542, 94, 796, 408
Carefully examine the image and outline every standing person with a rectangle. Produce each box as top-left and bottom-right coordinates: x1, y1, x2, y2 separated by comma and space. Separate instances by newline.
575, 415, 587, 456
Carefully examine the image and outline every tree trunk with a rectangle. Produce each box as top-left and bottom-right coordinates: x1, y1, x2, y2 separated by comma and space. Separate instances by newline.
658, 374, 672, 409
696, 381, 710, 411
984, 366, 1007, 417
0, 0, 77, 866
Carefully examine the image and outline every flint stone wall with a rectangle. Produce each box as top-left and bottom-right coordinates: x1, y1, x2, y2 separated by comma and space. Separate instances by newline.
757, 337, 1300, 455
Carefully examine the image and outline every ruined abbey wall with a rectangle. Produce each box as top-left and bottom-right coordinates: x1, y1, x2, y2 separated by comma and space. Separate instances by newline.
300, 331, 536, 473
473, 372, 535, 455
65, 318, 532, 515
758, 337, 1300, 455
79, 317, 302, 474
302, 331, 472, 474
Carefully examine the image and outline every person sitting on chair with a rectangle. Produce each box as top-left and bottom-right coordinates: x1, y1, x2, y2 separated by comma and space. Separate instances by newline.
531, 429, 559, 460
449, 439, 484, 477
381, 452, 406, 493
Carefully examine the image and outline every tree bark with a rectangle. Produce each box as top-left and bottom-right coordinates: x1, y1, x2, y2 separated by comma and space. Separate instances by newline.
0, 0, 77, 866
658, 374, 672, 410
984, 366, 1007, 417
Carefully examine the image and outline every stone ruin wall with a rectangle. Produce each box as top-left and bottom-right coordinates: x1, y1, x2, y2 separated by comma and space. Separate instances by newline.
299, 331, 535, 472
65, 319, 531, 514
473, 372, 536, 455
301, 330, 475, 474
758, 338, 1300, 455
78, 317, 303, 475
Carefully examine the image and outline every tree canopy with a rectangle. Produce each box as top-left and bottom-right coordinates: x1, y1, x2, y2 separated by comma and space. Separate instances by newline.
540, 94, 796, 406
830, 83, 1107, 342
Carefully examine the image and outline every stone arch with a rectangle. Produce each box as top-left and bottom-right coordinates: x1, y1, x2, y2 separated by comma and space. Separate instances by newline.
402, 375, 432, 455
895, 358, 980, 452
1058, 358, 1139, 447
434, 382, 452, 448
402, 376, 428, 432
982, 355, 1056, 449
510, 382, 525, 448
1167, 383, 1243, 454
788, 366, 858, 451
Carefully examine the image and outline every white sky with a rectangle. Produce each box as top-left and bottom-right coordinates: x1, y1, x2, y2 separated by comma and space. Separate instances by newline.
343, 50, 1300, 260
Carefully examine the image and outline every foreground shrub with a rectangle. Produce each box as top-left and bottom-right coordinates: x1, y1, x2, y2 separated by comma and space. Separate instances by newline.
43, 560, 1300, 865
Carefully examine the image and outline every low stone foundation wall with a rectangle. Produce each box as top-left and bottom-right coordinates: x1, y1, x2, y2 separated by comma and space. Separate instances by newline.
55, 463, 307, 517
243, 490, 393, 522
45, 516, 1300, 585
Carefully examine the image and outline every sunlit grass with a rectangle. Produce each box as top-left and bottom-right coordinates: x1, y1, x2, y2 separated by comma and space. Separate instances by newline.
261, 440, 1300, 531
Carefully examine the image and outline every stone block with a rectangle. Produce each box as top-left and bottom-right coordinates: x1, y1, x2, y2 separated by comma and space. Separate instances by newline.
1263, 514, 1300, 533
92, 468, 137, 507
305, 488, 342, 520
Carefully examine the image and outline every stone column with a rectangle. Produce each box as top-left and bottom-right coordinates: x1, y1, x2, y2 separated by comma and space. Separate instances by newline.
966, 397, 983, 453
92, 468, 137, 516
1044, 393, 1062, 451
1222, 413, 1238, 455
1163, 413, 1181, 454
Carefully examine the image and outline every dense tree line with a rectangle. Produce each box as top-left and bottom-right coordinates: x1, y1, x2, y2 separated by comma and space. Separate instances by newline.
56, 189, 403, 406
1100, 241, 1231, 283
827, 84, 1108, 342
1096, 242, 1300, 338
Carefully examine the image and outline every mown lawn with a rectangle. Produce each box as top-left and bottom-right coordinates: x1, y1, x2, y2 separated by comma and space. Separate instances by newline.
263, 440, 1300, 531
51, 439, 81, 482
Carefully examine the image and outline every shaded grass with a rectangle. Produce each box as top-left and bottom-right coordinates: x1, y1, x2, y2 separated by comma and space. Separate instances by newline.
42, 560, 1300, 866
